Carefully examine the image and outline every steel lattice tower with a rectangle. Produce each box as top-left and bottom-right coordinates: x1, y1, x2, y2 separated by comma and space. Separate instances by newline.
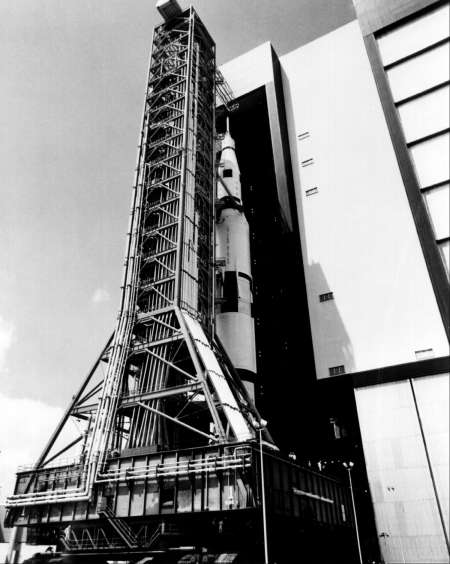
5, 7, 356, 562
6, 3, 261, 548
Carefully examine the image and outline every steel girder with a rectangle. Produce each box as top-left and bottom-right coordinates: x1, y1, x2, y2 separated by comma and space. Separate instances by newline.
6, 8, 258, 514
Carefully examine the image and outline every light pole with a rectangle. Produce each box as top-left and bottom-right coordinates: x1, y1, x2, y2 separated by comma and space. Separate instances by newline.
343, 461, 363, 564
255, 418, 269, 564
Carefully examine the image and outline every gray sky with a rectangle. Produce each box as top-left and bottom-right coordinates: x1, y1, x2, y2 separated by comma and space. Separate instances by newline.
0, 0, 355, 409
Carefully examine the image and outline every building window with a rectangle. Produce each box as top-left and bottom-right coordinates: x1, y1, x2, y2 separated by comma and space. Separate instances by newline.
223, 169, 233, 178
319, 292, 334, 302
329, 365, 345, 376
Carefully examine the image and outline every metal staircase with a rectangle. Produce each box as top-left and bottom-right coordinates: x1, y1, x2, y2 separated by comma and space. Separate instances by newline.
97, 505, 139, 549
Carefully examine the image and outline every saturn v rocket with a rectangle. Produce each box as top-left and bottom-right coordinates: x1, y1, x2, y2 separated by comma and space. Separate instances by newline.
215, 120, 257, 401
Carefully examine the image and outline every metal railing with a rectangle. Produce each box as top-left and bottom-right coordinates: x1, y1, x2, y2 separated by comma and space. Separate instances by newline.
96, 450, 252, 483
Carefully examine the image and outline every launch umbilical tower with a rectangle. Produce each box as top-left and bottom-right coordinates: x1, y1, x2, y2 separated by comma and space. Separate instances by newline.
5, 5, 355, 562
6, 0, 259, 543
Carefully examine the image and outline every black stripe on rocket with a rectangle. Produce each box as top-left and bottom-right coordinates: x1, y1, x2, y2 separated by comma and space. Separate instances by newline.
220, 271, 254, 315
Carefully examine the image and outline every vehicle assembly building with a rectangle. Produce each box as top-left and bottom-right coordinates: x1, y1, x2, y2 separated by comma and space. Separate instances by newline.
4, 1, 449, 563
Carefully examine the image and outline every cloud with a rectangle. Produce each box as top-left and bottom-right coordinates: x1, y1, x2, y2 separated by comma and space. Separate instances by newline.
0, 394, 64, 503
0, 319, 82, 504
0, 316, 14, 371
91, 287, 111, 304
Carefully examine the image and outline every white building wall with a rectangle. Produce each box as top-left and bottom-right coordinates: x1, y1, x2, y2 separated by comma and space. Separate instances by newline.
413, 374, 450, 538
280, 20, 449, 380
219, 42, 274, 99
355, 375, 449, 563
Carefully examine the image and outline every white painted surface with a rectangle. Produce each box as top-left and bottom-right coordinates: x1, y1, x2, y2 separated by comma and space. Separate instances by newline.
398, 85, 450, 143
411, 132, 450, 188
424, 184, 450, 241
216, 210, 252, 276
377, 2, 450, 65
280, 21, 449, 379
413, 374, 450, 537
216, 312, 257, 374
439, 240, 450, 274
216, 210, 257, 394
215, 125, 257, 400
220, 42, 274, 98
379, 7, 450, 278
218, 130, 242, 202
216, 209, 257, 389
386, 43, 450, 102
355, 377, 450, 563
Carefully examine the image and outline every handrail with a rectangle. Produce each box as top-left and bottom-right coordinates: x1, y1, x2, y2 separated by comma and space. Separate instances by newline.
17, 457, 83, 472
96, 452, 252, 483
6, 450, 252, 506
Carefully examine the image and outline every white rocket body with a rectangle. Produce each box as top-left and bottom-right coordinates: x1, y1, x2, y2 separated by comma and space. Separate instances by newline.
215, 123, 257, 401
